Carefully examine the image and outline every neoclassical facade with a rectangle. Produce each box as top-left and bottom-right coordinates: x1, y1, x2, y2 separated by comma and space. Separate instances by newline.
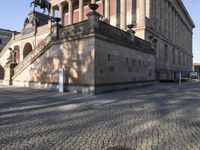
50, 0, 195, 80
0, 5, 156, 93
0, 0, 195, 93
144, 0, 195, 80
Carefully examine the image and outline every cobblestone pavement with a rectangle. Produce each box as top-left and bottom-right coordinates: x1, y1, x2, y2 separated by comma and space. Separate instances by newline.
0, 83, 200, 150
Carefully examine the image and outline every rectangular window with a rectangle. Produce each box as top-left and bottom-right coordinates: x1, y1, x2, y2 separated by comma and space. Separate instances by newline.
178, 52, 181, 65
108, 54, 111, 62
172, 48, 175, 64
126, 57, 128, 64
0, 39, 2, 44
164, 44, 168, 62
152, 40, 158, 56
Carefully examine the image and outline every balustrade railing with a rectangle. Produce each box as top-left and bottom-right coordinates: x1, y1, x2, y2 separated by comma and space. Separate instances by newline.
13, 32, 55, 77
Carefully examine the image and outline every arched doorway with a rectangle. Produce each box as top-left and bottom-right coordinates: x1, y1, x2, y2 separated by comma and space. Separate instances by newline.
14, 45, 20, 63
23, 43, 33, 59
0, 65, 4, 80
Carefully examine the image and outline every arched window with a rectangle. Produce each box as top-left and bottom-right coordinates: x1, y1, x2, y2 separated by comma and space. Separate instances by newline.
23, 43, 33, 59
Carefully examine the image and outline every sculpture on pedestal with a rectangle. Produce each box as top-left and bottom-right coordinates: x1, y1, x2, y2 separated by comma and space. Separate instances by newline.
6, 48, 17, 65
30, 0, 51, 14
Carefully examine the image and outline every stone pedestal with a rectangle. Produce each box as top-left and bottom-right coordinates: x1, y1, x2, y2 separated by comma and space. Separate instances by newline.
3, 64, 17, 85
87, 4, 101, 32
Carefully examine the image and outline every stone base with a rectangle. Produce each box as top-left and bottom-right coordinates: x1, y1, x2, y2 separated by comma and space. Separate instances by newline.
12, 81, 58, 90
2, 80, 12, 86
94, 81, 156, 94
3, 63, 17, 85
12, 80, 156, 94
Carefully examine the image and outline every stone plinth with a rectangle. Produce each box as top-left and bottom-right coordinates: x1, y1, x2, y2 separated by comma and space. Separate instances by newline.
3, 63, 17, 85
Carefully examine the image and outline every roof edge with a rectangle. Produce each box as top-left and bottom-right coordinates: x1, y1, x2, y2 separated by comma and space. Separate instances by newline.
178, 0, 195, 28
0, 28, 19, 33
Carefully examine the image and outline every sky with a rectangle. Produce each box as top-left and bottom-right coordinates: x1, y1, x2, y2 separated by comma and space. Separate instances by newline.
0, 0, 199, 63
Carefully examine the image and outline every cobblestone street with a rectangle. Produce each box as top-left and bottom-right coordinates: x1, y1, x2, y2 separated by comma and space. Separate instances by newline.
0, 83, 200, 150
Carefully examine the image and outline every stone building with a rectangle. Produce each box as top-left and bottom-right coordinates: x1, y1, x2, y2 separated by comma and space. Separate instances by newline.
0, 29, 17, 79
50, 0, 195, 80
0, 4, 155, 93
0, 0, 195, 93
0, 29, 16, 52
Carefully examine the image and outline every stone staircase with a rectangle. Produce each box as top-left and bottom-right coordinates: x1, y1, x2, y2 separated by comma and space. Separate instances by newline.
12, 31, 56, 79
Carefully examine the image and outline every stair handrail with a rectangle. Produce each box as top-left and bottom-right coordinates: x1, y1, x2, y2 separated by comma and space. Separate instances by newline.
14, 31, 55, 76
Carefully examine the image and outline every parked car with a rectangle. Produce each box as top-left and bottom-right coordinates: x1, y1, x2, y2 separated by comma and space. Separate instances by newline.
190, 72, 199, 79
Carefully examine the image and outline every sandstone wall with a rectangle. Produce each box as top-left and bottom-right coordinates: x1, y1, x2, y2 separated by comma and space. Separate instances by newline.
94, 36, 155, 93
13, 37, 95, 93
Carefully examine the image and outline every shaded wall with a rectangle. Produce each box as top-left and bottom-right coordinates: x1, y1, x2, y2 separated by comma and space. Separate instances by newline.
13, 37, 95, 93
94, 36, 155, 93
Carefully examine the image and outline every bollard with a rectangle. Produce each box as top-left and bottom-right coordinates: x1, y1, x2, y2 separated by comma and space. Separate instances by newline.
59, 68, 65, 93
179, 72, 182, 85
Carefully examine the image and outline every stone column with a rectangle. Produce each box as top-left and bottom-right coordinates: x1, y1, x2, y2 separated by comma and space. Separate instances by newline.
153, 0, 157, 30
157, 0, 161, 32
160, 0, 164, 35
67, 0, 73, 25
175, 14, 178, 44
49, 6, 55, 31
166, 2, 169, 39
170, 4, 172, 41
164, 0, 167, 37
59, 3, 63, 25
173, 9, 176, 43
177, 16, 179, 45
150, 0, 154, 27
79, 0, 84, 21
181, 20, 183, 47
171, 6, 173, 42
105, 0, 110, 22
120, 0, 127, 30
136, 0, 146, 27
178, 16, 180, 45
172, 8, 174, 43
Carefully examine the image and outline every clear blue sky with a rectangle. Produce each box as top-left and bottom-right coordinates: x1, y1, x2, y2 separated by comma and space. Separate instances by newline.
0, 0, 199, 63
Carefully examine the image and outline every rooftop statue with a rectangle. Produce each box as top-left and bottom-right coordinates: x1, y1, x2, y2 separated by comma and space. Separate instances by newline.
30, 0, 51, 15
